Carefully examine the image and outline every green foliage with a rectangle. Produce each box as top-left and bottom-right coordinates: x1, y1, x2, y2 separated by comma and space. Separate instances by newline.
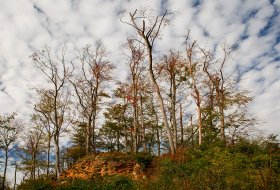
133, 153, 154, 170
18, 176, 135, 190
102, 175, 136, 190
57, 179, 95, 190
17, 178, 53, 190
18, 138, 280, 190
140, 140, 280, 190
69, 145, 86, 158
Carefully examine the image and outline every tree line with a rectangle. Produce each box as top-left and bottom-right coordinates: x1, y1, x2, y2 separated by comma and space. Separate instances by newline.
0, 9, 265, 188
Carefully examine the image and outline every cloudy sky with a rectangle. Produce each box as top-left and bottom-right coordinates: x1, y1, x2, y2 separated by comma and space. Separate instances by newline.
0, 0, 279, 134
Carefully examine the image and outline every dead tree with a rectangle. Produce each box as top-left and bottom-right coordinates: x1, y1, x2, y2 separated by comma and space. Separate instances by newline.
121, 9, 175, 154
186, 39, 204, 145
158, 51, 185, 148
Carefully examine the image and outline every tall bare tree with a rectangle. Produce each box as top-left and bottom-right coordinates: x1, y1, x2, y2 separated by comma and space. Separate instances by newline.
121, 39, 145, 153
200, 43, 255, 143
31, 46, 71, 178
33, 93, 54, 177
70, 41, 115, 154
201, 45, 230, 142
121, 9, 175, 154
157, 50, 185, 148
185, 39, 204, 145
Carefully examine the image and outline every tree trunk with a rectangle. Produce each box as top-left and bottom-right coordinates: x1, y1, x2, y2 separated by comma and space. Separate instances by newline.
46, 136, 51, 177
125, 131, 128, 153
123, 112, 129, 153
54, 134, 61, 179
156, 128, 160, 156
152, 99, 161, 156
31, 152, 36, 179
91, 81, 99, 154
180, 103, 183, 145
192, 83, 202, 145
219, 103, 225, 142
86, 118, 92, 154
146, 43, 175, 155
197, 101, 203, 145
130, 125, 133, 152
2, 148, 8, 190
190, 115, 194, 146
92, 124, 96, 154
91, 86, 98, 154
132, 103, 138, 153
208, 85, 215, 128
140, 95, 146, 153
171, 76, 177, 148
117, 130, 120, 152
217, 88, 225, 142
187, 41, 203, 145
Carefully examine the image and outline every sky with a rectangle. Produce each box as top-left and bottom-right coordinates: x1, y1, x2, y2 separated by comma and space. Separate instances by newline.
0, 0, 280, 183
0, 0, 279, 131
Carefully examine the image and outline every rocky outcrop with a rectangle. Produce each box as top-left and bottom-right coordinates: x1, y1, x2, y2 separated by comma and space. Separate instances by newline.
60, 152, 147, 180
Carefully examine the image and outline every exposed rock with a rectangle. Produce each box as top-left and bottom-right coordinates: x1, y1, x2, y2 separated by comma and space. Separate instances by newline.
60, 152, 148, 180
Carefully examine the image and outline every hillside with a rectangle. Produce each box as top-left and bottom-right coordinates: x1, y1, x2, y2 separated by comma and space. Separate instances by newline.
17, 141, 280, 190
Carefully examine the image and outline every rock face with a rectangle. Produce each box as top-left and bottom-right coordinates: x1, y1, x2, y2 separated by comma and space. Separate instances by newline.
60, 152, 147, 180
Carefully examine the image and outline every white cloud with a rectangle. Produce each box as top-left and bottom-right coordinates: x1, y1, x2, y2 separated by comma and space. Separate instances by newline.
251, 79, 280, 133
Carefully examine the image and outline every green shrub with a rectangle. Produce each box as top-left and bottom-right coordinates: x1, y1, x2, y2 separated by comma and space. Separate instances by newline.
17, 141, 280, 190
57, 175, 135, 190
103, 175, 136, 190
134, 153, 154, 170
139, 142, 280, 190
17, 178, 53, 190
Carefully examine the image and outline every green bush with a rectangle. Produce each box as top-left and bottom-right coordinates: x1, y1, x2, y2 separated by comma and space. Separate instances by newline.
17, 140, 280, 190
17, 178, 53, 190
57, 175, 135, 190
134, 153, 154, 170
103, 175, 136, 190
139, 142, 280, 190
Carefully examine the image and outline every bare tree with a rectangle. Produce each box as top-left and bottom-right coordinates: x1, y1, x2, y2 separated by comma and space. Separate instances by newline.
149, 95, 162, 156
201, 44, 231, 142
33, 93, 55, 177
70, 41, 115, 154
121, 38, 145, 153
179, 103, 184, 145
121, 9, 175, 154
185, 38, 204, 145
157, 50, 185, 148
22, 114, 44, 179
200, 43, 255, 143
31, 46, 71, 178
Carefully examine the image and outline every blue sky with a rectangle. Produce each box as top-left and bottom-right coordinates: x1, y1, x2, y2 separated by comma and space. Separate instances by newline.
0, 0, 279, 140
